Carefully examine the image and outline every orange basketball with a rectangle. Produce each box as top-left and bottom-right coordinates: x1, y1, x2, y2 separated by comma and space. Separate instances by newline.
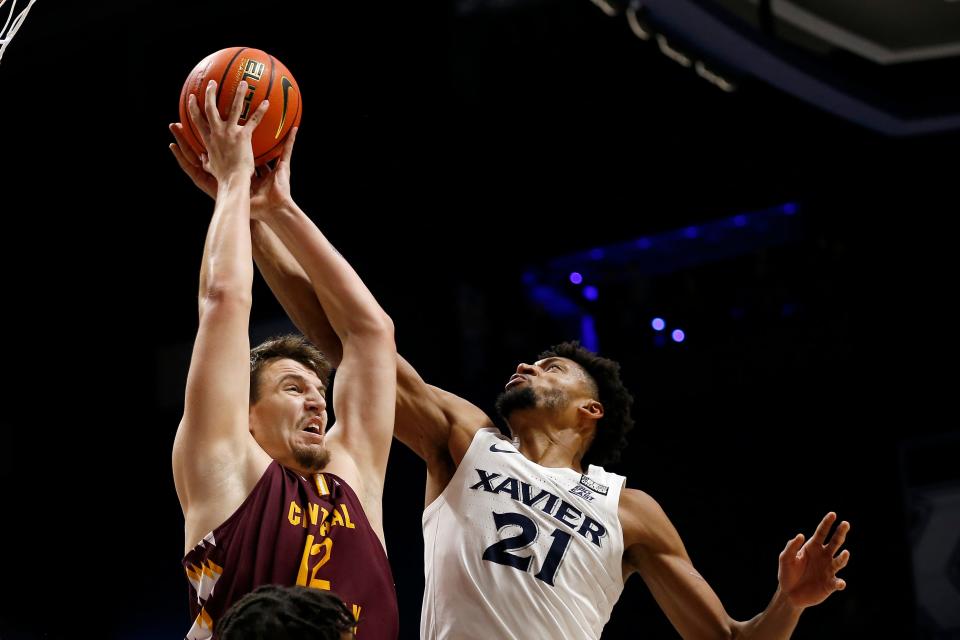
179, 47, 302, 165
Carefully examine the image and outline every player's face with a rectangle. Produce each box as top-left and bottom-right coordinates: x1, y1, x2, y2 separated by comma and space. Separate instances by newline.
249, 358, 330, 473
496, 356, 594, 417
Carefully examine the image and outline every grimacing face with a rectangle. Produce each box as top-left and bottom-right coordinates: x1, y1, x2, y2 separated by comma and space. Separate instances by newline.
495, 356, 597, 419
248, 358, 330, 474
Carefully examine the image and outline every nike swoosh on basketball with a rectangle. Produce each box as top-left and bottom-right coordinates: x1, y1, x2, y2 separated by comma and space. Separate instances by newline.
276, 76, 293, 139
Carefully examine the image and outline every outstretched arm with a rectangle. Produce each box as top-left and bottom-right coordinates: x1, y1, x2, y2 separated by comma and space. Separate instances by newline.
250, 219, 489, 469
733, 512, 849, 639
170, 124, 492, 500
622, 490, 849, 640
249, 130, 397, 505
172, 81, 269, 544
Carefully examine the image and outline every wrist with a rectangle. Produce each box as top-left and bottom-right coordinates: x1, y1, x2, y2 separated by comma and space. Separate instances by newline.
264, 199, 303, 227
772, 586, 805, 615
272, 197, 299, 216
217, 171, 252, 192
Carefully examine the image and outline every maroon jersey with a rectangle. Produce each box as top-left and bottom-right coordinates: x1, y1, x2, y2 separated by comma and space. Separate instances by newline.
182, 461, 398, 639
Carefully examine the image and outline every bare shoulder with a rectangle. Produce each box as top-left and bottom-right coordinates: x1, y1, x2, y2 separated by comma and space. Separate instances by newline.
174, 432, 272, 554
429, 384, 496, 464
618, 487, 674, 551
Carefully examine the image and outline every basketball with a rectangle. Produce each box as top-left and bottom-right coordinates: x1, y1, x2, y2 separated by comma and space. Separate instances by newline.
179, 47, 302, 165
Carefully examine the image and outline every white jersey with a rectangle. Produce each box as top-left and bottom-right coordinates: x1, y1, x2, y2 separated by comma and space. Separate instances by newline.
422, 428, 626, 640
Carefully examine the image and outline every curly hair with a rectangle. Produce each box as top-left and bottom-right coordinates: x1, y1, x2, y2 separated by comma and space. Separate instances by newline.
217, 584, 355, 639
249, 334, 331, 404
538, 341, 635, 468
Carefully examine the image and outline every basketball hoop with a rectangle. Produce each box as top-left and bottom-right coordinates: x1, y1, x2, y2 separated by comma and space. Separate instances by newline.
0, 0, 38, 64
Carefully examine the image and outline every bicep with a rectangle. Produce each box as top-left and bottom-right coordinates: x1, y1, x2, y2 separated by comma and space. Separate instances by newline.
624, 493, 734, 640
173, 296, 253, 509
179, 295, 252, 452
393, 355, 492, 464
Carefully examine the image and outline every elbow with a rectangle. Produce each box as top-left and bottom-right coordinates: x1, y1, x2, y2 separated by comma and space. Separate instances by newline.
725, 618, 743, 640
200, 285, 253, 311
377, 312, 395, 339
342, 312, 397, 358
348, 311, 395, 345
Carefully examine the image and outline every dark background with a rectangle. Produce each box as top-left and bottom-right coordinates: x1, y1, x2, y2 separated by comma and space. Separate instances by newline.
1, 0, 957, 637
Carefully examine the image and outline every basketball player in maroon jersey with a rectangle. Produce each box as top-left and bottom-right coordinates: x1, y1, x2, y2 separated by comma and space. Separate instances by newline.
169, 80, 398, 639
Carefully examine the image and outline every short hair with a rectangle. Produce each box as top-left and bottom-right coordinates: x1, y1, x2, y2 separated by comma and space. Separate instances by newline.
217, 584, 354, 639
250, 335, 331, 404
539, 341, 635, 467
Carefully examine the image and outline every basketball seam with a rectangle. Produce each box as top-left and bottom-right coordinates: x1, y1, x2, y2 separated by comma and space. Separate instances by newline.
181, 68, 205, 154
255, 55, 289, 163
218, 47, 247, 107
181, 47, 247, 154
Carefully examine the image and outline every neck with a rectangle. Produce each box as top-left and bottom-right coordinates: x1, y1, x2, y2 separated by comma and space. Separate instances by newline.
507, 410, 591, 472
279, 459, 323, 478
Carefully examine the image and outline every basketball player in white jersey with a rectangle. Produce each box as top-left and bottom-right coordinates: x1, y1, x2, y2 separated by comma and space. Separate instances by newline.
400, 344, 849, 639
169, 152, 850, 639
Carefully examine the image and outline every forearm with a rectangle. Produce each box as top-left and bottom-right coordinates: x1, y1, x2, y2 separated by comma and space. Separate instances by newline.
264, 201, 391, 339
198, 175, 254, 304
250, 220, 459, 459
731, 589, 802, 640
250, 219, 343, 364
